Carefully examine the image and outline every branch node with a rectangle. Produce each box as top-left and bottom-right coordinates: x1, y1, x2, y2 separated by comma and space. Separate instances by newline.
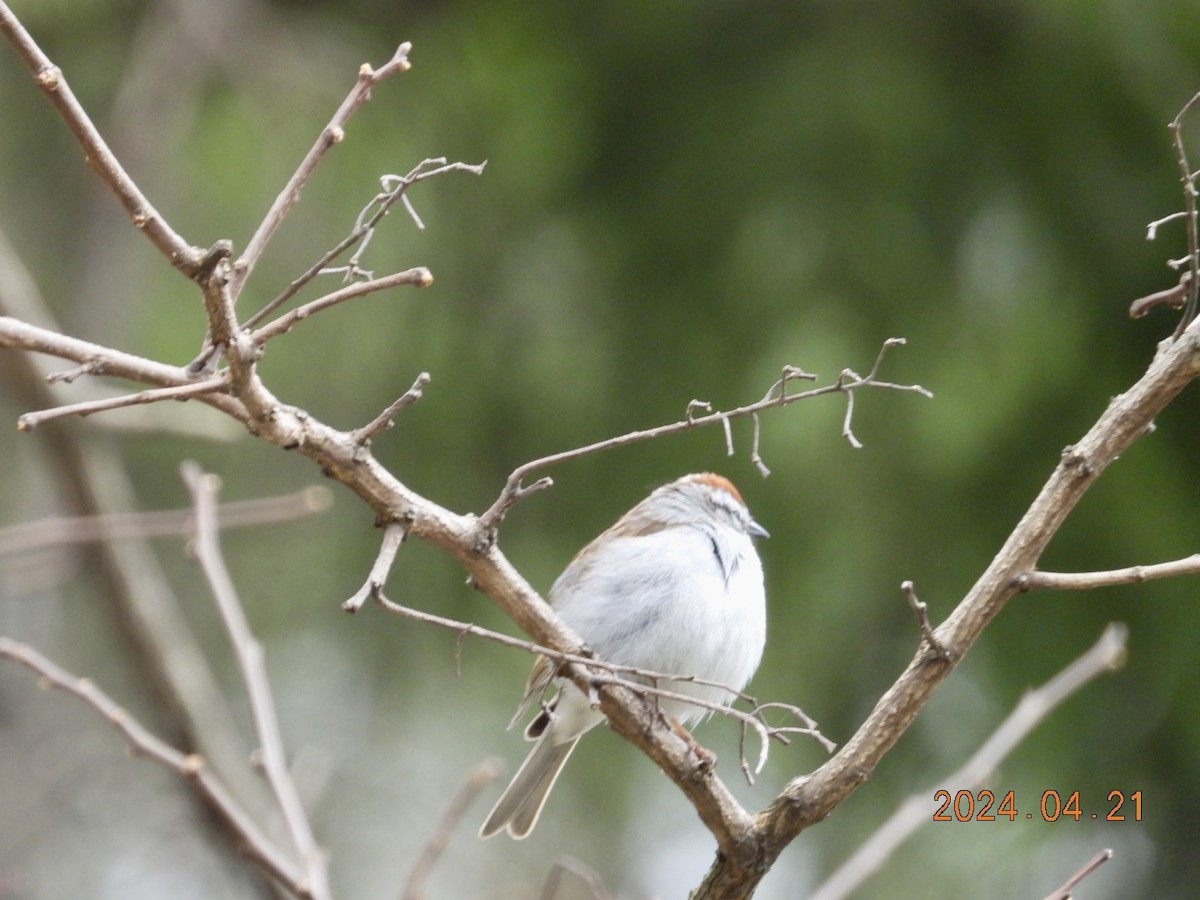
343, 522, 407, 612
35, 65, 61, 90
686, 399, 712, 422
46, 359, 105, 383
182, 753, 206, 776
194, 239, 234, 284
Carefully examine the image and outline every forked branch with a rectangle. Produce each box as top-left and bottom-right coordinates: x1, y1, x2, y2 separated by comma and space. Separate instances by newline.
479, 339, 931, 529
0, 637, 311, 896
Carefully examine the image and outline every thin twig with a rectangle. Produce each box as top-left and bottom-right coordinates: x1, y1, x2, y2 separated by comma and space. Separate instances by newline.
1018, 553, 1200, 591
736, 700, 836, 785
252, 268, 432, 345
0, 316, 249, 423
181, 462, 330, 900
750, 412, 769, 476
479, 339, 930, 529
342, 523, 407, 612
401, 757, 504, 900
0, 486, 331, 558
47, 359, 105, 383
1169, 90, 1200, 336
1129, 272, 1190, 319
230, 42, 414, 300
16, 375, 226, 431
1146, 210, 1189, 240
340, 161, 487, 274
808, 623, 1128, 900
353, 373, 432, 445
900, 581, 950, 658
243, 158, 484, 331
1041, 848, 1114, 900
368, 589, 832, 776
0, 637, 309, 895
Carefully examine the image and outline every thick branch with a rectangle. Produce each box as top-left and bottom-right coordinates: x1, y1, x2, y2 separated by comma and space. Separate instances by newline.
808, 623, 1127, 900
694, 322, 1200, 897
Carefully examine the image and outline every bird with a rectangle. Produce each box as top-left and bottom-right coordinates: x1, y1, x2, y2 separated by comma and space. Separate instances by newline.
480, 472, 768, 839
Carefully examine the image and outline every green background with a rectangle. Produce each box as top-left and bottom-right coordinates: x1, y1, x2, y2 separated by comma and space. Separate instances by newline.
1, 1, 1199, 897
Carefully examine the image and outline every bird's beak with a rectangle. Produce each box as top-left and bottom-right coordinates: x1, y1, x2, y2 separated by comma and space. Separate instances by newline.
748, 519, 770, 540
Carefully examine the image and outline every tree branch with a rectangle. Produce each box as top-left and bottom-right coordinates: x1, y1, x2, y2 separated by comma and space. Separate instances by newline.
0, 485, 330, 557
1168, 90, 1200, 334
479, 341, 930, 530
401, 758, 504, 900
0, 2, 205, 277
181, 462, 330, 900
360, 588, 831, 778
352, 372, 431, 445
1019, 553, 1200, 591
230, 41, 414, 299
242, 160, 482, 331
252, 268, 432, 345
1041, 848, 1114, 900
808, 623, 1127, 900
0, 315, 250, 423
16, 375, 227, 431
690, 317, 1200, 898
0, 637, 311, 896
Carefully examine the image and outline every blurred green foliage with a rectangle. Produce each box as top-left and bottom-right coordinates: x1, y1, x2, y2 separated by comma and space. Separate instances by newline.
2, 1, 1200, 897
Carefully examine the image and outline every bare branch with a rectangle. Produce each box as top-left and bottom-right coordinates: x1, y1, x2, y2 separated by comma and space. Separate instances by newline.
749, 413, 769, 476
401, 757, 504, 900
1019, 552, 1200, 591
181, 462, 330, 900
693, 312, 1200, 896
342, 523, 407, 612
252, 268, 433, 345
0, 637, 310, 896
365, 589, 831, 777
900, 581, 950, 658
809, 624, 1127, 900
1146, 210, 1190, 240
0, 316, 250, 422
479, 339, 929, 529
0, 486, 331, 558
242, 158, 483, 331
230, 42, 415, 299
17, 375, 227, 431
0, 5, 204, 277
1130, 272, 1190, 319
1169, 90, 1200, 334
353, 372, 432, 445
1041, 848, 1114, 900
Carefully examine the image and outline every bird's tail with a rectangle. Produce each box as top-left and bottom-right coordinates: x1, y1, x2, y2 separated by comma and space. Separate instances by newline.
479, 733, 580, 839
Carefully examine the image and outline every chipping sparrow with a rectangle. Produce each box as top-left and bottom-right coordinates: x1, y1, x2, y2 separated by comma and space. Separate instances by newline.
480, 472, 768, 839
